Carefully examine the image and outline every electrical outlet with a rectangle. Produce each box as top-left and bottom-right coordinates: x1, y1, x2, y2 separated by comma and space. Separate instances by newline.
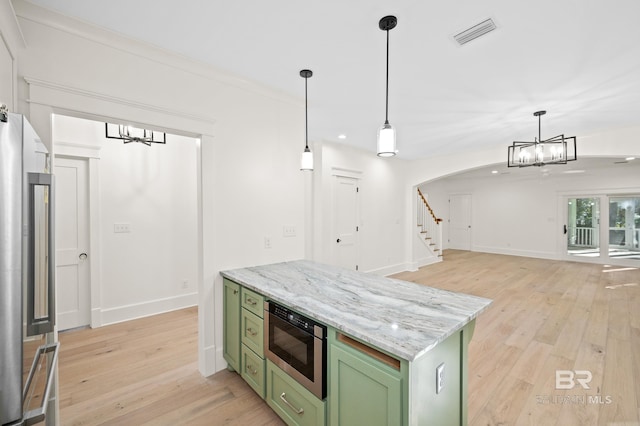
436, 362, 445, 394
264, 237, 272, 249
181, 280, 188, 290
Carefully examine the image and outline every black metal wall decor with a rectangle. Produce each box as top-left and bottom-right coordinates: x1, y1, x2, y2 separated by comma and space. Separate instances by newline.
507, 111, 577, 167
105, 123, 166, 146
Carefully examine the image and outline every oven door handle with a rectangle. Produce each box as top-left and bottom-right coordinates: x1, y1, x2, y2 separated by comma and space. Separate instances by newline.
22, 342, 60, 426
280, 392, 304, 415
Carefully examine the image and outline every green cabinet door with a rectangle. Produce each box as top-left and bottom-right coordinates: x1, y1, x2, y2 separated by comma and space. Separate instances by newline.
223, 278, 241, 372
330, 343, 403, 426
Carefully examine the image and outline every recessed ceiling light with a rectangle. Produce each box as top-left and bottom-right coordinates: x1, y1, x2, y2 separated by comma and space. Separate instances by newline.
338, 134, 347, 140
626, 156, 635, 161
562, 169, 585, 174
491, 170, 499, 174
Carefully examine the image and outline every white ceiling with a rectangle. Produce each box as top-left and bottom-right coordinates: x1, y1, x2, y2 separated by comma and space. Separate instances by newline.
24, 0, 640, 160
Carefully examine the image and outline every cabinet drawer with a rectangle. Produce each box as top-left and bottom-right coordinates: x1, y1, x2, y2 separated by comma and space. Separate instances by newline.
241, 287, 264, 318
241, 345, 265, 399
266, 360, 325, 426
241, 309, 264, 357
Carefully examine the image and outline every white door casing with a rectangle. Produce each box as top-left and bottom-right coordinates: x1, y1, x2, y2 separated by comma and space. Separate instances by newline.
449, 194, 472, 250
55, 157, 91, 330
333, 176, 359, 270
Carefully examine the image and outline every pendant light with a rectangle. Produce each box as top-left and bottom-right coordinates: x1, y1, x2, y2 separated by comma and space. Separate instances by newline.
300, 69, 314, 171
377, 15, 397, 157
507, 110, 577, 167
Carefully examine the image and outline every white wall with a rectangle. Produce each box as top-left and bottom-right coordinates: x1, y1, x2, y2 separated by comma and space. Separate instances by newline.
422, 160, 640, 259
313, 141, 408, 275
9, 0, 640, 379
12, 0, 305, 376
54, 115, 199, 323
0, 0, 24, 110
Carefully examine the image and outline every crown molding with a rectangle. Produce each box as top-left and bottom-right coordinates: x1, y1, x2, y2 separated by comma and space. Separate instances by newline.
0, 0, 26, 57
13, 0, 299, 105
24, 76, 216, 137
24, 76, 215, 126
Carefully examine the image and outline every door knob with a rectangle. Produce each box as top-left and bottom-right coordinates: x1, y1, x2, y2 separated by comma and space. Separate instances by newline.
336, 238, 341, 243
79, 253, 88, 260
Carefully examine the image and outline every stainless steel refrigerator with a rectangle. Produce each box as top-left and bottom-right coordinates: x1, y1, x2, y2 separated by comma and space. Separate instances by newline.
1, 109, 59, 426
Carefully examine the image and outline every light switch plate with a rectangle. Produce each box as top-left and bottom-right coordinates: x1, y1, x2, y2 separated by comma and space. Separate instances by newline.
436, 362, 445, 394
283, 225, 296, 237
114, 223, 131, 233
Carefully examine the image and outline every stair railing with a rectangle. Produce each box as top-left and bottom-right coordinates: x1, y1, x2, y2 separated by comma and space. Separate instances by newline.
417, 188, 443, 257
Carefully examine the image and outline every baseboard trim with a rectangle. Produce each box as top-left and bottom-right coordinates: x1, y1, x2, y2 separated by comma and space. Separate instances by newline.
410, 256, 443, 271
100, 292, 198, 327
199, 344, 221, 377
472, 246, 557, 260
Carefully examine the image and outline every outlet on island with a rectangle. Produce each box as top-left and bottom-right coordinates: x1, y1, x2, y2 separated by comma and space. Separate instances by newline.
436, 362, 445, 394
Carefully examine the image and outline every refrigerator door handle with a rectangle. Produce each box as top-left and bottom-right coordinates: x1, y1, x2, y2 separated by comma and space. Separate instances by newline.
26, 173, 55, 336
22, 342, 60, 426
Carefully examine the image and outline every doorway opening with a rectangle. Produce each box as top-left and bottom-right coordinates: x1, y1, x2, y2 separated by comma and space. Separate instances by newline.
53, 114, 199, 329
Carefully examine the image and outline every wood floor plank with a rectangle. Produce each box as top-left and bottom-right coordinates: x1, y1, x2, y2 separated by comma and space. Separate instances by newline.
56, 251, 640, 425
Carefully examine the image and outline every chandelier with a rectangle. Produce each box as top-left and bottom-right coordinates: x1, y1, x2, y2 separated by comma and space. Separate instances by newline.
507, 111, 577, 167
105, 123, 166, 146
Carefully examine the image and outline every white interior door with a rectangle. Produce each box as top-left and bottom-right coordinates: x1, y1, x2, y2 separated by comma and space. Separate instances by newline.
449, 194, 472, 250
55, 157, 90, 330
333, 176, 359, 270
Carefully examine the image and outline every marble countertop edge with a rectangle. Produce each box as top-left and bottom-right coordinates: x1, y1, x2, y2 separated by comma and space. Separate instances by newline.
221, 259, 492, 362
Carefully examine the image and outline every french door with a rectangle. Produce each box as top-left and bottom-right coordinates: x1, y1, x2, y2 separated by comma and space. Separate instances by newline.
564, 194, 640, 264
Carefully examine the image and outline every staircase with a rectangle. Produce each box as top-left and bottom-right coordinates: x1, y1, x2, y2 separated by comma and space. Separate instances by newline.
417, 188, 443, 260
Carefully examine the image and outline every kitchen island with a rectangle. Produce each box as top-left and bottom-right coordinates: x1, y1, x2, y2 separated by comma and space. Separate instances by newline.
221, 260, 492, 426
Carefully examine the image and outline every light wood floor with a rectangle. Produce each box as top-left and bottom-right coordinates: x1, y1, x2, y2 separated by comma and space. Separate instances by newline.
57, 251, 640, 425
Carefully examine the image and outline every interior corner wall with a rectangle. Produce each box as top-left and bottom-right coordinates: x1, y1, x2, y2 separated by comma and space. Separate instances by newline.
314, 142, 408, 275
14, 2, 306, 376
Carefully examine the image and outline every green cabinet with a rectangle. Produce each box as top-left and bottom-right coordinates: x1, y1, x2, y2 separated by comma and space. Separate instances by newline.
223, 278, 241, 372
267, 360, 326, 426
241, 287, 264, 317
241, 308, 264, 357
241, 344, 266, 398
329, 331, 406, 426
222, 275, 477, 426
239, 287, 266, 398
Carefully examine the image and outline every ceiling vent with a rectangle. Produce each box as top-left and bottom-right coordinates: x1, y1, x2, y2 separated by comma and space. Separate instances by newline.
453, 18, 497, 46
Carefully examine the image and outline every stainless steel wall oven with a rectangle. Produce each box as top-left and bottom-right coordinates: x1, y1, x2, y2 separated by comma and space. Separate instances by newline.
264, 301, 327, 399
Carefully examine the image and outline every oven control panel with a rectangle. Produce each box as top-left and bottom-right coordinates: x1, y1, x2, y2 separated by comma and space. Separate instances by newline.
268, 302, 325, 337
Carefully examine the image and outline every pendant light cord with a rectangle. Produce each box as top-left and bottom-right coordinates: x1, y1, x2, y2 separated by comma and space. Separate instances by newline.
385, 29, 390, 124
305, 75, 309, 149
533, 110, 546, 142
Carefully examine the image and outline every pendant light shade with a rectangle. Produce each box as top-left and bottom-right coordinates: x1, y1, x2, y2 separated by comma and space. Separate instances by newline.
377, 121, 396, 157
300, 69, 314, 171
377, 15, 397, 157
301, 146, 313, 170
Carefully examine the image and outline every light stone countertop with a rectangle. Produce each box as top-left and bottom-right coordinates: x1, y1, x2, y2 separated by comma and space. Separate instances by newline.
220, 260, 492, 362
